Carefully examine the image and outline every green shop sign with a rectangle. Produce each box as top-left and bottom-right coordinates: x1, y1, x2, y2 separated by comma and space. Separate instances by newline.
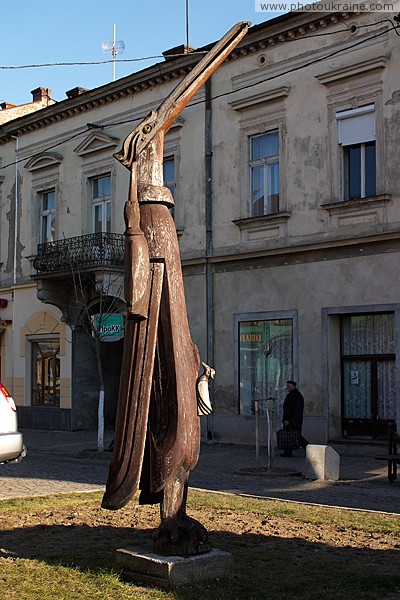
92, 314, 124, 342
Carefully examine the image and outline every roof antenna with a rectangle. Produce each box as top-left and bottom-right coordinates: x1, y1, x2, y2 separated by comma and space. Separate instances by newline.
102, 24, 125, 82
186, 0, 189, 48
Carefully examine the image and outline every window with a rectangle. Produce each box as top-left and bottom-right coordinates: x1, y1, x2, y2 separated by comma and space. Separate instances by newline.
238, 318, 292, 415
92, 175, 111, 233
40, 189, 56, 243
337, 106, 376, 201
163, 157, 175, 218
31, 340, 60, 406
163, 158, 175, 200
250, 131, 279, 216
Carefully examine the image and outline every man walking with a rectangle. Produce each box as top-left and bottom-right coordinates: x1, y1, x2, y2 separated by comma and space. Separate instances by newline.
281, 380, 309, 457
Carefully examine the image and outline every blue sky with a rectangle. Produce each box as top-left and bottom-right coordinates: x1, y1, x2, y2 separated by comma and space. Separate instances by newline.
1, 0, 285, 106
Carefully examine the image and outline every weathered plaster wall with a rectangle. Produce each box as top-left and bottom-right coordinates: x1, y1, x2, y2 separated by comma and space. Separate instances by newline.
1, 11, 399, 440
209, 249, 400, 442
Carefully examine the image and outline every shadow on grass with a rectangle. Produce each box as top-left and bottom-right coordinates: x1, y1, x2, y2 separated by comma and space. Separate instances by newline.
1, 522, 399, 600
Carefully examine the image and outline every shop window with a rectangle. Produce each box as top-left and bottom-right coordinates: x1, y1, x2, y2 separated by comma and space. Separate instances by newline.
238, 318, 292, 416
31, 340, 60, 407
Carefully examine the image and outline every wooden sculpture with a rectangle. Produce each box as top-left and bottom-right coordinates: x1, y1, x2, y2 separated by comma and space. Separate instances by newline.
102, 22, 250, 556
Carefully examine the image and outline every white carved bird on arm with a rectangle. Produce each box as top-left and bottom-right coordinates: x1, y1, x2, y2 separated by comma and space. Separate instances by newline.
196, 362, 215, 416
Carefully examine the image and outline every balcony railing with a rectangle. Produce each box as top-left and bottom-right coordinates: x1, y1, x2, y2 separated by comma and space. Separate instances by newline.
33, 233, 125, 274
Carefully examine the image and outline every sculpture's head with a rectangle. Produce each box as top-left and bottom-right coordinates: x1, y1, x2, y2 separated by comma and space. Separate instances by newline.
201, 361, 215, 380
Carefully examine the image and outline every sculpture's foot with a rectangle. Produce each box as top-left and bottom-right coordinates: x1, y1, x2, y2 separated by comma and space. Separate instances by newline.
154, 514, 212, 556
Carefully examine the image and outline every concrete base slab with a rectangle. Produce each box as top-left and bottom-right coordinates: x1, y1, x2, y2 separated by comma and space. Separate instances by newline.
305, 444, 340, 480
116, 546, 234, 590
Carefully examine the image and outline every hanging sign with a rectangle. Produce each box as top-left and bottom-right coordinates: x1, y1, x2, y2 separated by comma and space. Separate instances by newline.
92, 314, 124, 342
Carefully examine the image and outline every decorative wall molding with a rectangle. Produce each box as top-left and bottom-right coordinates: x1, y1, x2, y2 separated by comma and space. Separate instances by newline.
316, 56, 388, 86
25, 152, 63, 172
73, 131, 119, 157
229, 86, 290, 111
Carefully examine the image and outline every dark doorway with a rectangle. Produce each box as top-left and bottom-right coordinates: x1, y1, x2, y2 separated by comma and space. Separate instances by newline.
101, 338, 123, 428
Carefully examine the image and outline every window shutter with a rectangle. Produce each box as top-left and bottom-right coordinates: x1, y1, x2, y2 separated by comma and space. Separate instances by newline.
337, 106, 375, 146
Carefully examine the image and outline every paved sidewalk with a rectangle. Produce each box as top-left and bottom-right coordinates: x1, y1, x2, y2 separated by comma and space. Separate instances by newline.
0, 429, 398, 515
190, 442, 400, 515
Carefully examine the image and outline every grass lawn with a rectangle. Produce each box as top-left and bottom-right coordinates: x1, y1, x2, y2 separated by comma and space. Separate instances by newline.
0, 489, 399, 599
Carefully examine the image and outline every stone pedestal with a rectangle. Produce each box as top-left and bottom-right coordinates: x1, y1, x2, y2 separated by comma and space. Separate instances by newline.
116, 546, 234, 590
305, 444, 340, 480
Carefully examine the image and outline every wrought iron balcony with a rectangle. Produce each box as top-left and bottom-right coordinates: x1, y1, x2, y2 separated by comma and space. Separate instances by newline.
33, 232, 125, 274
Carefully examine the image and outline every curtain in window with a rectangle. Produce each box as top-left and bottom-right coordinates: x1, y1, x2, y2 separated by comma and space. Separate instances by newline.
341, 314, 395, 355
377, 360, 396, 420
342, 314, 396, 422
251, 133, 279, 160
343, 361, 371, 419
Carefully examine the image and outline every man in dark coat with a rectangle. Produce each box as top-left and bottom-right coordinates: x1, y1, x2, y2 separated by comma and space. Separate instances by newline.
281, 380, 309, 457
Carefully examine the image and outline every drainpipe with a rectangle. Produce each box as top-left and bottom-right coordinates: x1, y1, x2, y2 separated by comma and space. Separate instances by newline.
205, 79, 214, 440
10, 135, 19, 397
11, 135, 18, 285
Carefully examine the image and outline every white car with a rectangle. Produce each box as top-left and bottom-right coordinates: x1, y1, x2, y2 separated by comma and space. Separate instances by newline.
0, 382, 26, 464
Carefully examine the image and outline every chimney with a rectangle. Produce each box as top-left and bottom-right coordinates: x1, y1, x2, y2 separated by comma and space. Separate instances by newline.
0, 102, 16, 110
31, 87, 51, 102
162, 44, 195, 61
65, 87, 89, 99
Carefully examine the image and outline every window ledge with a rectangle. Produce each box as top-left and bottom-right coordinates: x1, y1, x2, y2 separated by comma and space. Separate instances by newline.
233, 212, 291, 229
321, 194, 391, 215
233, 213, 291, 243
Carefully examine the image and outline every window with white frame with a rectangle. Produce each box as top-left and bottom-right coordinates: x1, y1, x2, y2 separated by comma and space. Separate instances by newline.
250, 131, 279, 216
163, 158, 175, 199
40, 189, 56, 243
337, 105, 376, 201
92, 174, 111, 233
163, 157, 175, 219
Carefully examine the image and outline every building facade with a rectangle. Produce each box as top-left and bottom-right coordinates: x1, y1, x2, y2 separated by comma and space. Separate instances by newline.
0, 11, 399, 444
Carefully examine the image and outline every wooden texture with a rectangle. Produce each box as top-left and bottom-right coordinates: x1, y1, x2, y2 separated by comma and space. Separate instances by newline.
103, 22, 250, 555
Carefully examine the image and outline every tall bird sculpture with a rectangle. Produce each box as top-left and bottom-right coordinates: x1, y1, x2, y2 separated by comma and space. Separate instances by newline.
102, 21, 250, 556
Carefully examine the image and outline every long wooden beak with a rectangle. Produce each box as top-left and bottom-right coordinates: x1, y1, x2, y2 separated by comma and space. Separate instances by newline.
115, 21, 250, 169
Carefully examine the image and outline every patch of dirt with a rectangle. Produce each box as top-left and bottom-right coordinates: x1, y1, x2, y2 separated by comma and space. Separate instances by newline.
0, 494, 398, 564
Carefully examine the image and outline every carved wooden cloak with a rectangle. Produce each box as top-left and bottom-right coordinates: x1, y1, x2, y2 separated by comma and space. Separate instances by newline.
102, 195, 200, 510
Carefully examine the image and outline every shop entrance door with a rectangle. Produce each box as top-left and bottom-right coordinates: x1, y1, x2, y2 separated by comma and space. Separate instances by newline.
342, 356, 396, 438
341, 313, 396, 438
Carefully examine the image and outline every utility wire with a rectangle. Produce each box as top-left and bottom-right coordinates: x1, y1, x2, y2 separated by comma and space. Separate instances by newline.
0, 19, 398, 172
0, 53, 207, 70
187, 22, 394, 108
0, 18, 398, 71
0, 129, 93, 170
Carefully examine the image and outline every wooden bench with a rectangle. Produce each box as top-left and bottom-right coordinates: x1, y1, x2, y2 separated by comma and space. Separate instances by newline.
375, 423, 400, 482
